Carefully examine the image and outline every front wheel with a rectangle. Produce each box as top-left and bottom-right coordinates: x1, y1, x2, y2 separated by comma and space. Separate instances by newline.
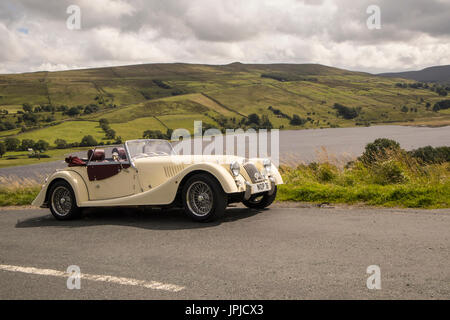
182, 174, 227, 222
49, 181, 81, 220
242, 186, 277, 209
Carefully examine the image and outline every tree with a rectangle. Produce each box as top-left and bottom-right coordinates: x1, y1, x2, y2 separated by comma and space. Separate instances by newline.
22, 103, 33, 113
401, 106, 409, 113
0, 121, 15, 131
143, 130, 166, 139
54, 139, 68, 149
0, 142, 6, 157
20, 139, 35, 151
114, 136, 122, 144
333, 103, 360, 119
80, 135, 98, 147
66, 107, 80, 117
99, 118, 110, 131
105, 128, 116, 139
4, 137, 20, 151
166, 128, 173, 140
22, 112, 38, 124
84, 104, 99, 114
433, 100, 450, 112
246, 113, 260, 126
34, 140, 49, 151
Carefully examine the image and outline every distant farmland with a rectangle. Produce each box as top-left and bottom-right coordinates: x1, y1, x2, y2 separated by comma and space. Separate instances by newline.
0, 62, 449, 146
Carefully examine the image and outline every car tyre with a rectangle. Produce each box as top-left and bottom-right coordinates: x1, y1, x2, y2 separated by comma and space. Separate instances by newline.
242, 186, 277, 209
49, 180, 81, 220
182, 174, 227, 222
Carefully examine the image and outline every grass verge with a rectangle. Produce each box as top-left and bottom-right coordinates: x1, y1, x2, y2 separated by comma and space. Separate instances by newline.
0, 187, 40, 206
278, 182, 449, 208
277, 148, 450, 209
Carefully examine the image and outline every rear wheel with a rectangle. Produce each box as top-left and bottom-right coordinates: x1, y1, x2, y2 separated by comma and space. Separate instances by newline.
49, 181, 81, 220
182, 174, 227, 222
242, 186, 277, 209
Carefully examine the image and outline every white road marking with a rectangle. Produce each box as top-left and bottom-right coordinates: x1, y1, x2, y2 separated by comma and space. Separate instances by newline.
0, 264, 185, 292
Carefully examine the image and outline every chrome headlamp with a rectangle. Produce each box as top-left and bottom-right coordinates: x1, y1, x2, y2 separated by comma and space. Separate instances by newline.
230, 161, 241, 177
263, 159, 272, 173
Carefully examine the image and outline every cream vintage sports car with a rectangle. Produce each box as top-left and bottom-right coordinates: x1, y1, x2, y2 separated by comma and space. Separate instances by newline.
32, 139, 283, 222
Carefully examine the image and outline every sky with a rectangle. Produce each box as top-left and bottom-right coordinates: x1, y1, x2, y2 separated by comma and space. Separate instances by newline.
1, 0, 450, 74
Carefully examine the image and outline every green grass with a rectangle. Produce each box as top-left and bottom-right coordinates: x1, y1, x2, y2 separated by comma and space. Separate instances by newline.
0, 187, 40, 206
16, 121, 105, 144
278, 182, 450, 208
277, 152, 450, 209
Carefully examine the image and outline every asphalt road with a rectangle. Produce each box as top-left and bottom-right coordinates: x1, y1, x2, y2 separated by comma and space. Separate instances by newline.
0, 206, 449, 299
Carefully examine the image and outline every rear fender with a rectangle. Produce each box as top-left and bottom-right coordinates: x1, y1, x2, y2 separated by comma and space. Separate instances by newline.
32, 170, 89, 207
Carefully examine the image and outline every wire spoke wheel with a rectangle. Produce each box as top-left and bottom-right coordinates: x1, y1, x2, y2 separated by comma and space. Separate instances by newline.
51, 186, 73, 217
187, 181, 214, 217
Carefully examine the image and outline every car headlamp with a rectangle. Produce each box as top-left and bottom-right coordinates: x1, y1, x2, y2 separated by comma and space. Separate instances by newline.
230, 161, 240, 177
263, 159, 272, 173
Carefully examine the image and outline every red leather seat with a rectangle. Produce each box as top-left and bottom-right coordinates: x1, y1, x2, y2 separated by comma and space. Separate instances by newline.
87, 149, 105, 161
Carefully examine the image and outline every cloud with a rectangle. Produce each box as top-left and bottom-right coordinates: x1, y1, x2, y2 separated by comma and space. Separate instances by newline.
0, 0, 449, 74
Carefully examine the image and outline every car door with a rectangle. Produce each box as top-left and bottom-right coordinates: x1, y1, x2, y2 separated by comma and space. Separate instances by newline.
86, 151, 137, 201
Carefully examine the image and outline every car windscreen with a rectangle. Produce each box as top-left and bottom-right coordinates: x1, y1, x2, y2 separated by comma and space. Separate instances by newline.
126, 140, 176, 159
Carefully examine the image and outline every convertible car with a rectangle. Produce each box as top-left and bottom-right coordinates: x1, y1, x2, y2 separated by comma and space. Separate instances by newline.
32, 139, 283, 222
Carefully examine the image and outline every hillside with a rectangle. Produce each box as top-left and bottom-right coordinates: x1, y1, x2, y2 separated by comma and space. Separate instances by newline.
379, 65, 450, 84
0, 62, 449, 147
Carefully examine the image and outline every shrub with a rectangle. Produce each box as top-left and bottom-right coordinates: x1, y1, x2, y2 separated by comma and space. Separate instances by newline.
359, 138, 402, 165
28, 153, 51, 159
316, 164, 337, 183
54, 139, 68, 149
409, 146, 450, 164
372, 160, 407, 185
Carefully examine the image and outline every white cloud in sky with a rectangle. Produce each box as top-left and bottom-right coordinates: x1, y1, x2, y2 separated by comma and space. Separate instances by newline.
0, 0, 449, 74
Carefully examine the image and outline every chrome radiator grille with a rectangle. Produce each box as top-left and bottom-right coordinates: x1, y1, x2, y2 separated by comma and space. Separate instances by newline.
243, 163, 264, 183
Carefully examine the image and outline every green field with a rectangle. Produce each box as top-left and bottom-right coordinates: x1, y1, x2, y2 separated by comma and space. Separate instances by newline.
1, 62, 449, 147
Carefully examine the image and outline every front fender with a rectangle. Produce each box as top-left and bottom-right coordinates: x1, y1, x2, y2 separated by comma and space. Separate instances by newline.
179, 163, 243, 194
32, 170, 89, 207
